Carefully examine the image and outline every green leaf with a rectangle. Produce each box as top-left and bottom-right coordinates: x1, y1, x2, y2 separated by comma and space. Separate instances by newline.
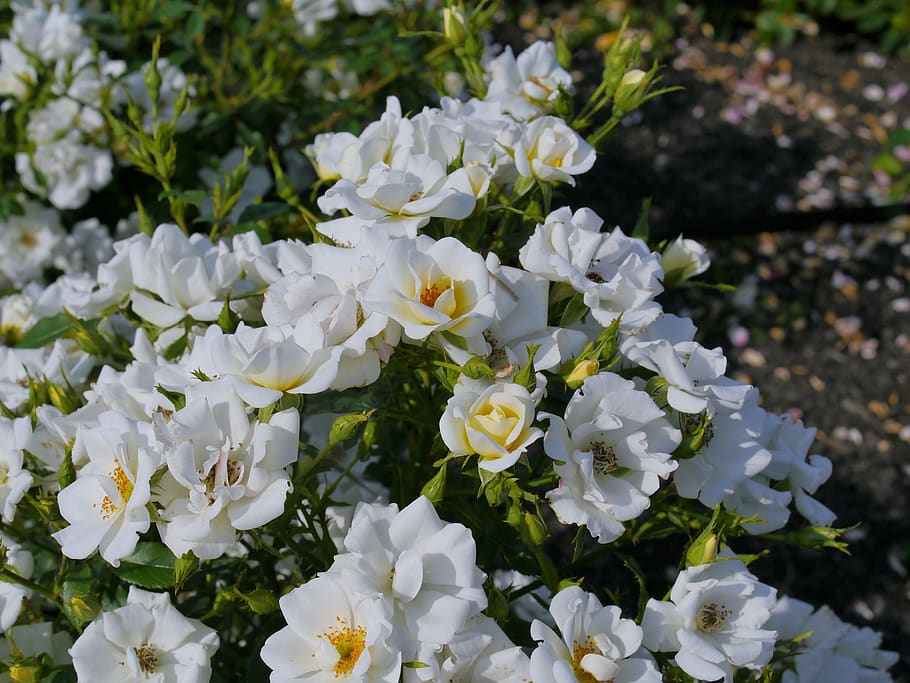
162, 331, 188, 360
871, 153, 903, 176
174, 552, 198, 590
234, 587, 279, 614
631, 197, 652, 241
57, 447, 76, 490
237, 202, 293, 223
557, 292, 589, 328
158, 188, 208, 204
617, 552, 650, 620
155, 385, 186, 411
572, 525, 587, 562
513, 344, 540, 393
113, 542, 177, 589
217, 297, 239, 334
153, 0, 194, 19
512, 175, 535, 199
15, 314, 71, 349
187, 10, 205, 36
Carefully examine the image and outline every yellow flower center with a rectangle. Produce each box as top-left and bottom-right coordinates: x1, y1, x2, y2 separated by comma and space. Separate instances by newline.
321, 617, 366, 677
96, 495, 118, 520
420, 282, 447, 308
471, 404, 519, 445
110, 459, 134, 503
572, 638, 610, 683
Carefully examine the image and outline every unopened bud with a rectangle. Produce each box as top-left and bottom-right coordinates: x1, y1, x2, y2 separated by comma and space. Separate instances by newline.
620, 68, 647, 88
420, 464, 447, 505
521, 511, 548, 547
9, 665, 39, 683
47, 382, 82, 415
68, 592, 101, 626
566, 359, 599, 388
661, 235, 711, 287
613, 68, 650, 112
443, 6, 467, 45
702, 534, 718, 564
143, 58, 162, 106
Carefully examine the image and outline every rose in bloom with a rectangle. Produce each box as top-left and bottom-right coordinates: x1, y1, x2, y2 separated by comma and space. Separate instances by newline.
766, 596, 898, 683
15, 98, 113, 210
518, 207, 664, 331
641, 558, 778, 682
672, 390, 773, 510
514, 116, 595, 186
70, 587, 218, 682
328, 496, 487, 657
52, 411, 161, 566
440, 379, 543, 473
476, 253, 587, 374
128, 223, 242, 329
759, 412, 835, 528
543, 372, 680, 544
530, 585, 661, 683
485, 41, 573, 121
365, 236, 496, 350
155, 384, 299, 560
316, 154, 478, 244
0, 198, 65, 288
408, 614, 531, 683
190, 321, 344, 408
621, 314, 750, 414
260, 573, 401, 683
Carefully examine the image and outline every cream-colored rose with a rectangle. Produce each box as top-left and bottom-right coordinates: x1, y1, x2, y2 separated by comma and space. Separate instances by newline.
513, 116, 595, 186
440, 381, 543, 472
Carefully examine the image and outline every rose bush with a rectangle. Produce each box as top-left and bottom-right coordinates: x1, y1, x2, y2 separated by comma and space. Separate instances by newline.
0, 1, 899, 682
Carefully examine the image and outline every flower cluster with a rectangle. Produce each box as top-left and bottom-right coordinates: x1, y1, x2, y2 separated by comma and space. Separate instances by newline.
0, 3, 898, 683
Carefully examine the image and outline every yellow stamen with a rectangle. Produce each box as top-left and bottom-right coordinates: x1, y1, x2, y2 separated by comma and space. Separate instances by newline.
420, 282, 447, 308
320, 617, 367, 677
571, 638, 605, 683
95, 495, 118, 520
110, 459, 133, 503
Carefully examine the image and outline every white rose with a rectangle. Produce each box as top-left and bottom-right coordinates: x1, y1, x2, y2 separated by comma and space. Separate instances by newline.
514, 116, 595, 186
365, 236, 495, 348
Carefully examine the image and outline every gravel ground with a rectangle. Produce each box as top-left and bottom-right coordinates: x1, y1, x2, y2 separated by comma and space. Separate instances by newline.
670, 221, 910, 681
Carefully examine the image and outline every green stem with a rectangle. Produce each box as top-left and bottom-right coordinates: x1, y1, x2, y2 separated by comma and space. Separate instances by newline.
0, 567, 59, 604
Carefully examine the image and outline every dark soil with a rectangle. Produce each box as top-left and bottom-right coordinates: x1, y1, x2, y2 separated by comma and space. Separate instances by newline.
574, 32, 910, 238
573, 29, 910, 682
674, 222, 910, 681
